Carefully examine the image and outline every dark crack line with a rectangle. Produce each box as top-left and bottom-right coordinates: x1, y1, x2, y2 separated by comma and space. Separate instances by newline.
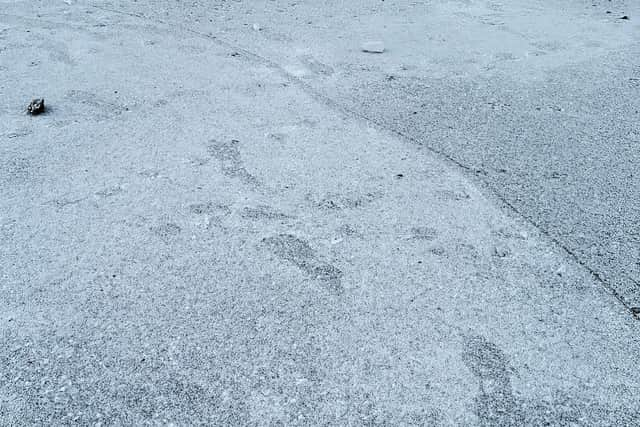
88, 3, 639, 318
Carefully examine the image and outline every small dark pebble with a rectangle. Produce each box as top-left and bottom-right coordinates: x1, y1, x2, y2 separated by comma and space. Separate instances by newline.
27, 98, 45, 115
620, 15, 629, 20
396, 174, 404, 178
493, 245, 511, 258
631, 307, 640, 315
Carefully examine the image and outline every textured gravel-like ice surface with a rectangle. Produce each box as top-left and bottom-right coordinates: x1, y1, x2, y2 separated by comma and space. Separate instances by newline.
1, 1, 639, 425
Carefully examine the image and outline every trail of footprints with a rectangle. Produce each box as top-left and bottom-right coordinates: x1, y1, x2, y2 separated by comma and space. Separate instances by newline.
144, 136, 514, 292
152, 199, 344, 292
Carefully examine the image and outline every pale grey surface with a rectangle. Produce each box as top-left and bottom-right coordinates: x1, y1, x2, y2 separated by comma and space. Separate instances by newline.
125, 0, 640, 308
1, 1, 639, 426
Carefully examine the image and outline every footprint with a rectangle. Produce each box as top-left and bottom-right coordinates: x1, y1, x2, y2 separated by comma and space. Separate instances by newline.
298, 55, 334, 76
240, 205, 291, 220
494, 52, 517, 61
430, 246, 446, 256
410, 226, 438, 241
95, 186, 122, 197
454, 241, 480, 261
479, 15, 505, 26
0, 157, 30, 183
262, 234, 343, 292
5, 129, 32, 139
461, 335, 638, 424
308, 192, 377, 211
207, 139, 260, 186
530, 40, 564, 53
189, 157, 210, 167
49, 197, 86, 209
189, 202, 231, 217
337, 224, 361, 237
189, 202, 231, 229
139, 169, 161, 178
65, 90, 126, 120
462, 335, 523, 426
151, 222, 181, 242
438, 189, 471, 202
40, 41, 75, 66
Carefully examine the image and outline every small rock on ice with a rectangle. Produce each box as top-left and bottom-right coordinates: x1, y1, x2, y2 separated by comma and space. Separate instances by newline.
493, 245, 511, 258
27, 98, 45, 115
361, 41, 385, 53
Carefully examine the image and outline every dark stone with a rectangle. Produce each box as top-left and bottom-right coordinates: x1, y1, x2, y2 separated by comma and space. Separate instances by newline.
27, 98, 45, 115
